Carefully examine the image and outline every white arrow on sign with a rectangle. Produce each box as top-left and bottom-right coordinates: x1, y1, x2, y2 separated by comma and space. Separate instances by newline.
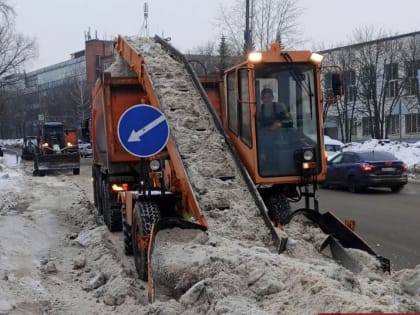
128, 115, 166, 142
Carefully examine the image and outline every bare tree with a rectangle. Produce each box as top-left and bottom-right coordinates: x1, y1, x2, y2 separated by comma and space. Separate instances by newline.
323, 26, 415, 140
63, 76, 91, 123
0, 0, 37, 80
351, 27, 407, 139
186, 41, 217, 56
215, 0, 303, 55
323, 47, 359, 142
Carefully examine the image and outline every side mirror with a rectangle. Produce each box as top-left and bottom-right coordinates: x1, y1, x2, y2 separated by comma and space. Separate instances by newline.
332, 73, 343, 96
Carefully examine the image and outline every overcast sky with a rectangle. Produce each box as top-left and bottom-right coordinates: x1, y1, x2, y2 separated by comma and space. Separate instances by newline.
11, 0, 420, 72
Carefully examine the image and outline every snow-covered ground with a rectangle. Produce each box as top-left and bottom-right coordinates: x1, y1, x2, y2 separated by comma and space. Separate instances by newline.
0, 143, 420, 314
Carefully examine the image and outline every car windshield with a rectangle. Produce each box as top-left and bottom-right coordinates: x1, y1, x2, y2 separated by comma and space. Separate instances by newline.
358, 151, 397, 161
325, 144, 341, 152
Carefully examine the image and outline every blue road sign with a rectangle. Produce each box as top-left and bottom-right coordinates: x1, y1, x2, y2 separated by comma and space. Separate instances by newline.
117, 104, 170, 157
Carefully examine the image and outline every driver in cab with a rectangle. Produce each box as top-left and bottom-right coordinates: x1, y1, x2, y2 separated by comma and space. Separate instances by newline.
257, 88, 294, 174
258, 88, 292, 129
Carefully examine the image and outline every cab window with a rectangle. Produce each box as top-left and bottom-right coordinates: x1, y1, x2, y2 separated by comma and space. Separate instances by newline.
238, 68, 252, 147
226, 69, 252, 147
227, 71, 238, 135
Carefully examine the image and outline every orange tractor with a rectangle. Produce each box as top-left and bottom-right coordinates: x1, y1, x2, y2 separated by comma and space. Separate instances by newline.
91, 35, 389, 301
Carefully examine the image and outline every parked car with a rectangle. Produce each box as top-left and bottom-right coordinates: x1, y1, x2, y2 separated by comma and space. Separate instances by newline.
79, 141, 92, 157
323, 150, 408, 193
324, 135, 344, 160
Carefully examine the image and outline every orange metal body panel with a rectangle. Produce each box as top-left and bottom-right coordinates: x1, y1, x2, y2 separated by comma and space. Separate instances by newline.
64, 129, 78, 146
92, 76, 148, 164
199, 76, 224, 118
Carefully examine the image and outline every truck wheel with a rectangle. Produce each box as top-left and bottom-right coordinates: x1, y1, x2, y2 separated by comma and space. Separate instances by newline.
73, 168, 80, 175
132, 200, 161, 281
108, 207, 122, 232
33, 159, 40, 176
264, 193, 291, 226
391, 184, 404, 193
122, 204, 133, 255
347, 176, 361, 193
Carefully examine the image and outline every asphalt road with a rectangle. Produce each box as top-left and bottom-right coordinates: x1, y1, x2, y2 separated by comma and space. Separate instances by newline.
299, 183, 420, 271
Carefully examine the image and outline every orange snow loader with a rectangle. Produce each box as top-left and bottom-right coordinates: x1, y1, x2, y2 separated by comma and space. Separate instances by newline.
91, 35, 390, 302
33, 122, 80, 176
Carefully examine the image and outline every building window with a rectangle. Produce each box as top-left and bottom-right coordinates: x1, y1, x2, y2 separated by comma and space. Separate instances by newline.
385, 63, 399, 98
361, 65, 376, 100
347, 118, 358, 137
343, 69, 357, 102
345, 86, 357, 102
405, 113, 420, 133
323, 72, 334, 101
405, 60, 420, 96
95, 55, 101, 68
362, 117, 372, 136
387, 114, 400, 135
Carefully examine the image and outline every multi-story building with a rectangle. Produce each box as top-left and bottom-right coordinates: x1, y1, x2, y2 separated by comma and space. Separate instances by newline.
321, 31, 420, 143
0, 34, 114, 139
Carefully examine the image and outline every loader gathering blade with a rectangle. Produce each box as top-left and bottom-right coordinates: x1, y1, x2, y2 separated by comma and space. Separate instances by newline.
283, 208, 390, 272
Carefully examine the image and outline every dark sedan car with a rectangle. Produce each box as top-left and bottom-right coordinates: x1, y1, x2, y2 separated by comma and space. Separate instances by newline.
323, 150, 408, 193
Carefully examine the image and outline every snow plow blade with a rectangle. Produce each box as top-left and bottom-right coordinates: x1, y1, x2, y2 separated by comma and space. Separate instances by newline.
284, 209, 390, 273
36, 153, 80, 171
148, 217, 207, 303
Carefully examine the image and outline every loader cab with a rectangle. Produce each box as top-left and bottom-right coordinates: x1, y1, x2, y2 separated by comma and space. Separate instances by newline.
41, 122, 65, 147
223, 45, 327, 185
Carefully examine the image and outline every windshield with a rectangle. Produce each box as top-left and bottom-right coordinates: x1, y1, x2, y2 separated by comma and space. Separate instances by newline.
325, 144, 341, 152
255, 63, 321, 177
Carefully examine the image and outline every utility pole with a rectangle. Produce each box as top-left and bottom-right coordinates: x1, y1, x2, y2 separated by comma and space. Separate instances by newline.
244, 0, 252, 55
139, 1, 149, 37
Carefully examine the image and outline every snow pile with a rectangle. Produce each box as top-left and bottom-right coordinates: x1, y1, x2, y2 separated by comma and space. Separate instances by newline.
0, 154, 22, 215
143, 216, 420, 315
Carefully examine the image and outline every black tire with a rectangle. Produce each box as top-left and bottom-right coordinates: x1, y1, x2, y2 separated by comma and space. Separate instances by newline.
99, 176, 122, 232
33, 159, 39, 176
264, 193, 291, 225
132, 200, 161, 281
73, 168, 80, 175
122, 204, 133, 255
319, 181, 329, 189
108, 206, 122, 232
391, 185, 404, 193
347, 176, 361, 193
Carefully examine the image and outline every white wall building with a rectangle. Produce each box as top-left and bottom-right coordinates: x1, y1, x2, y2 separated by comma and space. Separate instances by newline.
321, 31, 420, 143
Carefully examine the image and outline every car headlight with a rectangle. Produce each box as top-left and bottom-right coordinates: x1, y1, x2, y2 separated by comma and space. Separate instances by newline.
149, 160, 161, 171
